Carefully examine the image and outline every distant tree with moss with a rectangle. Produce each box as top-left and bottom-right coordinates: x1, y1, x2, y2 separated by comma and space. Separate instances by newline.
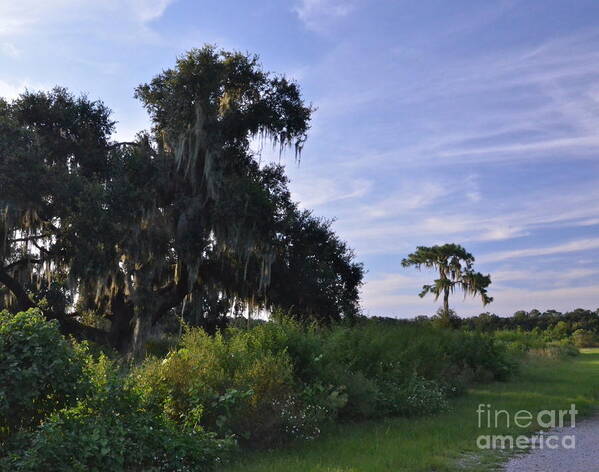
401, 243, 492, 319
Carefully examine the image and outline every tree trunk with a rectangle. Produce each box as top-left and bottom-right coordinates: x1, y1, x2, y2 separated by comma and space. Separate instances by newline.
443, 288, 450, 318
108, 291, 136, 355
129, 309, 152, 361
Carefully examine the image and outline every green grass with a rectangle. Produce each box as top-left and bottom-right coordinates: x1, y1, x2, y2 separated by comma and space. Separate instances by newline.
218, 349, 599, 472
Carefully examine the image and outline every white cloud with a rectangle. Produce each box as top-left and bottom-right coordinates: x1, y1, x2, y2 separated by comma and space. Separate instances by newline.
311, 30, 599, 168
0, 0, 176, 37
0, 79, 31, 100
478, 227, 529, 242
0, 42, 20, 57
438, 135, 599, 161
292, 176, 371, 208
331, 177, 599, 256
294, 0, 356, 32
362, 182, 449, 219
131, 0, 175, 22
481, 238, 599, 263
361, 271, 599, 317
493, 268, 599, 284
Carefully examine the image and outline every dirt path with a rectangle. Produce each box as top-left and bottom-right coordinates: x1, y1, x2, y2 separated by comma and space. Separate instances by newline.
504, 416, 599, 472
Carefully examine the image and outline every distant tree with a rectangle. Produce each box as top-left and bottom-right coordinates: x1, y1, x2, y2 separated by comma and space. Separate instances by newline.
401, 243, 492, 319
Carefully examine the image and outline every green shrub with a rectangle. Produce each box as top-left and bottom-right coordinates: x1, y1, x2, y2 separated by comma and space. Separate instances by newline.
1, 358, 232, 472
493, 329, 546, 356
322, 321, 513, 383
0, 310, 516, 461
143, 334, 179, 358
0, 309, 87, 437
546, 340, 579, 358
330, 370, 378, 419
134, 327, 297, 446
315, 321, 515, 419
273, 393, 330, 441
442, 331, 515, 381
572, 329, 598, 348
377, 376, 448, 417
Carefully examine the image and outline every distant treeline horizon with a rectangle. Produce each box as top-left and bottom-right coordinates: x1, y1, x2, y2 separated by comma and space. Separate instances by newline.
373, 307, 599, 333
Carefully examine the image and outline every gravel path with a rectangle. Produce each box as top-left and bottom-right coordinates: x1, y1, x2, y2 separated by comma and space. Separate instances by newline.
504, 416, 599, 472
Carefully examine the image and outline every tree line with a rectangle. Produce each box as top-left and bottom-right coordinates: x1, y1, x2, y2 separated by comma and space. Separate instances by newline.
373, 308, 599, 338
461, 308, 599, 335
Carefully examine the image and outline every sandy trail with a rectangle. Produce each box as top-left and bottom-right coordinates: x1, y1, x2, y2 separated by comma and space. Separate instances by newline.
504, 415, 599, 472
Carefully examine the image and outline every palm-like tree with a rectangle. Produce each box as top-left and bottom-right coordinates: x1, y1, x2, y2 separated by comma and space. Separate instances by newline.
401, 243, 492, 318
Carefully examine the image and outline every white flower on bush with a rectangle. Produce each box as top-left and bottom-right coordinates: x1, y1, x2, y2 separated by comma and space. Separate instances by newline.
272, 395, 327, 441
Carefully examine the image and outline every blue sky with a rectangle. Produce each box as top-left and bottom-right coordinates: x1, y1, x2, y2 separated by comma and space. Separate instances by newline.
1, 0, 598, 317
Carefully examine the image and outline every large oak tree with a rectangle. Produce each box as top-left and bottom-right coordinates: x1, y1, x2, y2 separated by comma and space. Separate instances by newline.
0, 46, 363, 354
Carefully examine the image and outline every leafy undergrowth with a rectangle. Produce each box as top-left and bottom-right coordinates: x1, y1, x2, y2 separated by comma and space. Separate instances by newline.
218, 349, 599, 472
1, 308, 587, 471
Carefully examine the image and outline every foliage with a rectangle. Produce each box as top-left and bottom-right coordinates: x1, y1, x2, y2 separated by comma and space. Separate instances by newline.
460, 308, 599, 352
0, 311, 233, 470
0, 46, 362, 355
133, 317, 515, 447
528, 340, 580, 360
273, 393, 330, 441
401, 243, 492, 317
218, 349, 599, 472
0, 306, 520, 466
267, 214, 364, 322
572, 328, 598, 348
492, 329, 547, 356
0, 309, 86, 437
2, 357, 232, 472
462, 308, 599, 335
378, 376, 449, 417
133, 326, 297, 447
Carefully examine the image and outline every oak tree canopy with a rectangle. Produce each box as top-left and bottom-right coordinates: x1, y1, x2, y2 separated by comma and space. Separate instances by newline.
0, 46, 364, 354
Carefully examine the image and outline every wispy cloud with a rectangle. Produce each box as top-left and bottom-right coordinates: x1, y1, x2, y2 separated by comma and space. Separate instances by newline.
305, 29, 599, 170
481, 238, 599, 263
292, 176, 372, 208
0, 42, 20, 58
493, 268, 599, 284
303, 162, 599, 258
131, 0, 176, 22
357, 182, 450, 219
0, 0, 176, 37
294, 0, 356, 32
361, 271, 599, 317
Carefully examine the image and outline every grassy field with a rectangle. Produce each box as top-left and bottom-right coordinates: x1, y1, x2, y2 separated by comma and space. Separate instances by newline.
219, 349, 599, 472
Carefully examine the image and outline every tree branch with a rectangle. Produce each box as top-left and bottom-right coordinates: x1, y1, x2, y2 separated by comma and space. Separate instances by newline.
0, 268, 110, 345
4, 257, 42, 271
8, 233, 53, 244
109, 141, 139, 149
0, 268, 36, 311
151, 269, 190, 325
54, 315, 110, 345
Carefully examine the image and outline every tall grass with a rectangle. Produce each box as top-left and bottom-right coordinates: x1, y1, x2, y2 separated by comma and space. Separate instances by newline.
218, 349, 599, 472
